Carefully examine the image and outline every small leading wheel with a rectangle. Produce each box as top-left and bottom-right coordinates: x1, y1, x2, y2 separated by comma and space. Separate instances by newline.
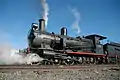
42, 60, 52, 65
53, 58, 61, 65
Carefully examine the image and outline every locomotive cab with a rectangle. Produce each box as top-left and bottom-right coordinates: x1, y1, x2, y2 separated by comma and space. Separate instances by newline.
85, 34, 107, 54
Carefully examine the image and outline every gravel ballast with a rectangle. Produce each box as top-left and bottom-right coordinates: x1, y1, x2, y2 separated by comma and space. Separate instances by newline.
0, 67, 120, 80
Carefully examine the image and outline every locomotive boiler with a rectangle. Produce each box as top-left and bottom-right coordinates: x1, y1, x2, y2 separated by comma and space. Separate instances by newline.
27, 19, 120, 65
28, 19, 95, 51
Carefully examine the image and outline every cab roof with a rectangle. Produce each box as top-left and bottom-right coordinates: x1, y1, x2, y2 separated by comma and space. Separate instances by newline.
85, 34, 107, 40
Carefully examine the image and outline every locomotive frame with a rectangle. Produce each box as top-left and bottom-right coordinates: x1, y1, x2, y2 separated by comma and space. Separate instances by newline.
26, 19, 120, 65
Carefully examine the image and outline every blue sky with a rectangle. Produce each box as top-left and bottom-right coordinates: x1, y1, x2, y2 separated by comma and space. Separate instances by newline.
0, 0, 120, 49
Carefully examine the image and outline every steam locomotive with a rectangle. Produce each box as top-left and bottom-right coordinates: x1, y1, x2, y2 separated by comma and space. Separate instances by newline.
27, 19, 120, 65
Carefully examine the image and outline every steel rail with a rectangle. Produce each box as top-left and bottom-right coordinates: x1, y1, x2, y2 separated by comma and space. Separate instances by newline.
0, 64, 119, 70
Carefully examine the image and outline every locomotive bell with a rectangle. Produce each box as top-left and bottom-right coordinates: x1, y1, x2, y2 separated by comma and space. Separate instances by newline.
61, 27, 67, 36
39, 19, 45, 32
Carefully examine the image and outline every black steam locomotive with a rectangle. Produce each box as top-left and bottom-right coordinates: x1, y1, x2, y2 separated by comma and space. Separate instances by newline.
27, 19, 120, 65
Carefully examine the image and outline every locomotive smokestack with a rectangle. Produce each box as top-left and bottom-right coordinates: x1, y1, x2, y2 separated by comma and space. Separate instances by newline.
39, 19, 45, 32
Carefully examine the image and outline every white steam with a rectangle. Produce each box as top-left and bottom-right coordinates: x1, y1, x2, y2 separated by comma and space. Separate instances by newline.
0, 43, 25, 64
40, 0, 49, 28
0, 43, 44, 65
71, 8, 81, 34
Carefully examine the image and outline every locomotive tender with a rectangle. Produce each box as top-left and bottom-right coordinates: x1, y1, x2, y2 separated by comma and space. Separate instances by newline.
27, 19, 120, 65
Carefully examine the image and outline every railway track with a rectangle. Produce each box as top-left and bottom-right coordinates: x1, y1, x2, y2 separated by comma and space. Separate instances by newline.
0, 64, 119, 71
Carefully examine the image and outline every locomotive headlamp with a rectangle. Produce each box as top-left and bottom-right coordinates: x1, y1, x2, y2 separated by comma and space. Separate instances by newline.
32, 23, 38, 30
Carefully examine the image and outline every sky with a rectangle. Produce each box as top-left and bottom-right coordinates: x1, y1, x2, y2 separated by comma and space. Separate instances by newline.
0, 0, 120, 49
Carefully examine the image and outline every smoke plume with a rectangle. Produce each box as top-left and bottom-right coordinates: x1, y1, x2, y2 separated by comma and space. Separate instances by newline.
40, 0, 49, 28
71, 8, 81, 34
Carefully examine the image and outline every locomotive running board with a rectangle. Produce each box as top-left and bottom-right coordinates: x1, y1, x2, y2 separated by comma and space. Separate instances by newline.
67, 52, 106, 57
